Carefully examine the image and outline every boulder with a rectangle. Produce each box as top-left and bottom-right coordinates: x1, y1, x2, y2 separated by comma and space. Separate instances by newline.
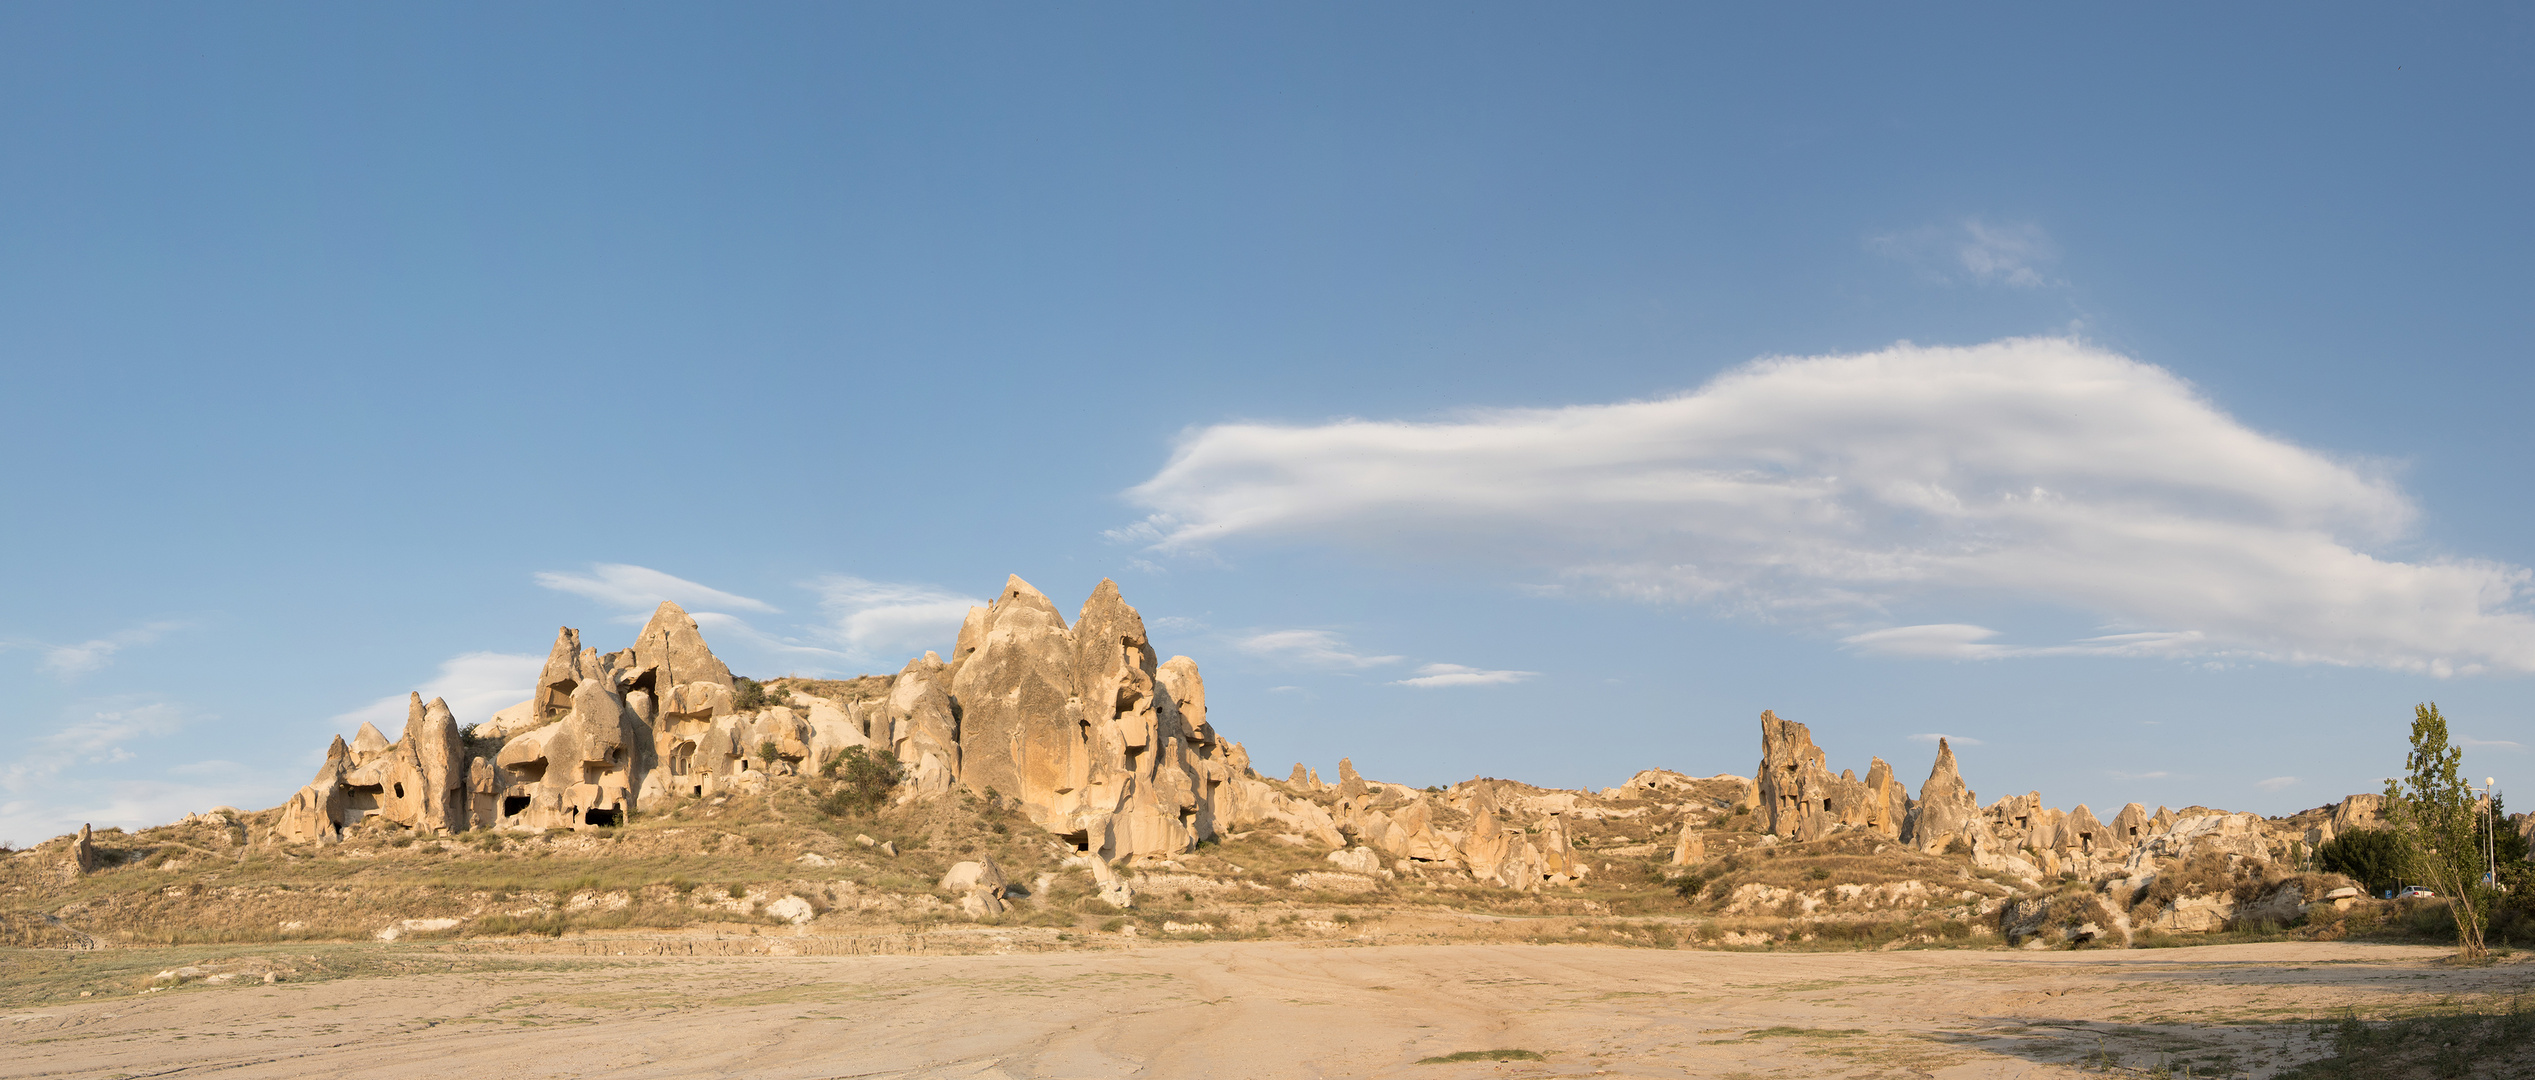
1327, 846, 1384, 874
1669, 822, 1705, 867
2148, 894, 2234, 933
940, 856, 1009, 896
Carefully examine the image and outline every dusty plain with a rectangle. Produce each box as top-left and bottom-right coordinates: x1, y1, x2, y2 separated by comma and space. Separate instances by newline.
4, 939, 2528, 1079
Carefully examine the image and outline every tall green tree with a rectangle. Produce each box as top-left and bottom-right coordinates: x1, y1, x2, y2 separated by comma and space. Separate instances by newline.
2381, 703, 2491, 959
2317, 828, 2404, 896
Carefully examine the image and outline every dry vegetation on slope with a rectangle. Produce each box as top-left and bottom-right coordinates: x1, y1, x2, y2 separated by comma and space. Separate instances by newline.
0, 756, 2457, 982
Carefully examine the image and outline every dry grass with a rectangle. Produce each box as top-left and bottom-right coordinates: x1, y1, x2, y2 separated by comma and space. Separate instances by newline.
2277, 998, 2535, 1079
4, 767, 2368, 960
0, 941, 620, 1007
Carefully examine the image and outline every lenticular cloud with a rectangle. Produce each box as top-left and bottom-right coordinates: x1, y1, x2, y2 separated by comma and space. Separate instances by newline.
1119, 337, 2535, 675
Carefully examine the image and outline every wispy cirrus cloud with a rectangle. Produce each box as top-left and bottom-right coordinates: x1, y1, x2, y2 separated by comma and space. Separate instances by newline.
1234, 630, 1403, 670
2459, 737, 2525, 752
1908, 733, 1984, 747
1868, 217, 2059, 288
531, 564, 990, 679
329, 651, 546, 735
18, 620, 189, 678
2, 699, 207, 841
535, 563, 778, 616
1844, 624, 2207, 661
45, 701, 189, 766
1392, 663, 1535, 689
2256, 776, 2300, 792
804, 576, 983, 664
1120, 337, 2535, 676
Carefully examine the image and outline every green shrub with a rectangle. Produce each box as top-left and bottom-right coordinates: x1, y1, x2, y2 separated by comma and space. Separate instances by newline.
2318, 829, 2403, 897
732, 677, 770, 711
818, 746, 904, 817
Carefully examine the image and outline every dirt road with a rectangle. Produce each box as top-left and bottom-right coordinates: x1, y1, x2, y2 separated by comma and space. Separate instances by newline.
3, 941, 2524, 1078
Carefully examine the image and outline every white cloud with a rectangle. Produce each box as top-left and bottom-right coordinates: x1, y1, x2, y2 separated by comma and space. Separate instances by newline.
33, 620, 186, 678
1, 699, 204, 835
1122, 337, 2535, 675
0, 776, 293, 850
1908, 733, 1984, 747
1869, 218, 2058, 288
535, 563, 778, 615
43, 702, 187, 766
1235, 630, 1403, 670
0, 699, 301, 846
329, 652, 545, 736
1392, 663, 1536, 688
805, 576, 983, 664
2111, 770, 2173, 781
2460, 737, 2525, 752
1845, 624, 2207, 660
2256, 776, 2300, 792
685, 612, 853, 675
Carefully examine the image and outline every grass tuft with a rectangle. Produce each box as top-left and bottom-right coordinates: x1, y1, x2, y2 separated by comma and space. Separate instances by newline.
1416, 1049, 1545, 1064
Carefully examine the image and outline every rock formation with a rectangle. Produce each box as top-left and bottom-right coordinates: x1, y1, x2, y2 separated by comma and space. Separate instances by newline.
67, 824, 101, 876
940, 857, 1010, 918
247, 571, 2380, 930
938, 576, 1257, 860
268, 576, 1341, 867
1904, 738, 1993, 856
1756, 711, 1834, 842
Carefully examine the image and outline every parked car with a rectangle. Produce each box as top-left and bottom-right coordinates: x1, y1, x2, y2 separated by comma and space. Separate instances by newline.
2396, 886, 2437, 899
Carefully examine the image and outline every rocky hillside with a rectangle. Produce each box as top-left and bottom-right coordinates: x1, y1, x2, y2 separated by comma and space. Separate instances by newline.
4, 574, 2505, 955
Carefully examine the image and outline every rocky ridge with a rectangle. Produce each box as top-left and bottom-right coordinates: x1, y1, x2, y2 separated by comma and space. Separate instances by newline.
16, 574, 2515, 952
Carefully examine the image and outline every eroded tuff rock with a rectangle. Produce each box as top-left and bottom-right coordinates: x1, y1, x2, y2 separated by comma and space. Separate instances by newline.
1755, 713, 1915, 844
68, 824, 102, 876
1905, 738, 1993, 856
253, 573, 2355, 923
941, 576, 1254, 859
267, 576, 1335, 865
1757, 711, 1834, 842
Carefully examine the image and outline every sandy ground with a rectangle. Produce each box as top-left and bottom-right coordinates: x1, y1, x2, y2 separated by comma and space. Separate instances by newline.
3, 940, 2527, 1079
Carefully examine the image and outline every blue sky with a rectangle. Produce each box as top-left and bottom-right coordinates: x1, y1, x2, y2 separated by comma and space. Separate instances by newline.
4, 4, 2531, 843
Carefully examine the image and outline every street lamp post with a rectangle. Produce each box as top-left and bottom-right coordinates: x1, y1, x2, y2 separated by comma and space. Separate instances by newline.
2487, 778, 2499, 889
